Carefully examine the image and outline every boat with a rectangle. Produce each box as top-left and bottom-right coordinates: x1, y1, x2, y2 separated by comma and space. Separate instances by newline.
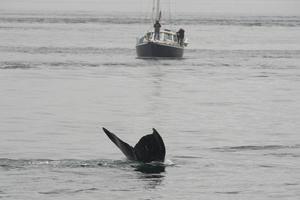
136, 0, 188, 58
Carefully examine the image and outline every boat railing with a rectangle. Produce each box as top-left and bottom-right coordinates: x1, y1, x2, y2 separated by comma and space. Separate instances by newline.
137, 29, 188, 47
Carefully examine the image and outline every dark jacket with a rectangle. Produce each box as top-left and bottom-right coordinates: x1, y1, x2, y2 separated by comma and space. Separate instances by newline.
154, 22, 161, 32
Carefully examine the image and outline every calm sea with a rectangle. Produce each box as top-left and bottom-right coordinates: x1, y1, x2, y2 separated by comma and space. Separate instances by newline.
0, 0, 300, 199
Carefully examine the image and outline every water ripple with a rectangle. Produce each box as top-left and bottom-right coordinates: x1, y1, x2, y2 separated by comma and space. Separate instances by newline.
213, 144, 300, 152
39, 187, 98, 195
1, 15, 299, 27
0, 46, 133, 55
0, 158, 171, 174
0, 63, 32, 69
215, 191, 241, 194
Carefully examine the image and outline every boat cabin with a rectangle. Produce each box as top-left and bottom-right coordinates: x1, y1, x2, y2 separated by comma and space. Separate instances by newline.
138, 29, 181, 45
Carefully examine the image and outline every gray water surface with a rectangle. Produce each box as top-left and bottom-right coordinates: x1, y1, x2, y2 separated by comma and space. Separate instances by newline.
1, 0, 300, 199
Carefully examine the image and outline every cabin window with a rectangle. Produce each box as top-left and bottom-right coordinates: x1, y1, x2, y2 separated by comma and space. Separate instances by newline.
164, 33, 173, 41
139, 37, 144, 43
173, 34, 178, 42
146, 32, 153, 40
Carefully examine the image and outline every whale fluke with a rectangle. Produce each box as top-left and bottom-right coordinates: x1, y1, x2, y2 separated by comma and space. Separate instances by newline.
102, 127, 166, 163
102, 127, 136, 160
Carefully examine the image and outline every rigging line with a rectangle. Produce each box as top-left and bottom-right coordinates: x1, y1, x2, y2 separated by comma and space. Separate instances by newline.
168, 0, 172, 29
148, 0, 154, 28
144, 0, 149, 26
137, 0, 142, 34
140, 0, 153, 33
138, 0, 142, 33
173, 0, 177, 28
152, 0, 155, 24
145, 0, 152, 31
148, 0, 156, 31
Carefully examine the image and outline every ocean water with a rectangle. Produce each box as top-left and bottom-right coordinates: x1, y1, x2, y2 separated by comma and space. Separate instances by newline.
1, 0, 300, 199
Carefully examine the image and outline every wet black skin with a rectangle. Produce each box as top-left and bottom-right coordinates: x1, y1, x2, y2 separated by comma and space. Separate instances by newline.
102, 127, 166, 163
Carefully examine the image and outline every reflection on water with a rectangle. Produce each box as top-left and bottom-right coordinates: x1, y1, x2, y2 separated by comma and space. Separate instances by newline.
139, 174, 164, 190
133, 162, 166, 190
133, 162, 166, 174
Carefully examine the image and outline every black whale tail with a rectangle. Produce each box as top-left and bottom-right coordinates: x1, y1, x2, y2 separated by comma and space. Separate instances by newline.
102, 127, 136, 160
102, 127, 166, 163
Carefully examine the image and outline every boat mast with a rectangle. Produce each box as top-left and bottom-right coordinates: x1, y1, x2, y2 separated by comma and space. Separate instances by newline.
155, 0, 161, 22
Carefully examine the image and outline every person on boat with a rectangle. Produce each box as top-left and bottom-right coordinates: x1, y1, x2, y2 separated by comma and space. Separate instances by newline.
177, 28, 185, 46
154, 20, 161, 40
